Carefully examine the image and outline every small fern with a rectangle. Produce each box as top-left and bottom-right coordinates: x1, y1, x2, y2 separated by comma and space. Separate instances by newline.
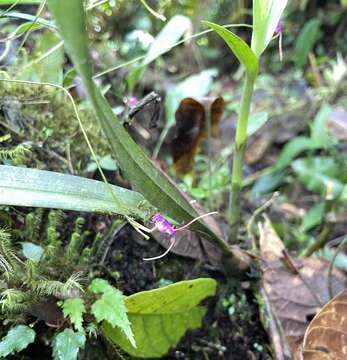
0, 229, 21, 276
0, 143, 30, 161
0, 289, 27, 314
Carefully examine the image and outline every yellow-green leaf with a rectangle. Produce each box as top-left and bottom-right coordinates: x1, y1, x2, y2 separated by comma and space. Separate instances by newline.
102, 278, 217, 358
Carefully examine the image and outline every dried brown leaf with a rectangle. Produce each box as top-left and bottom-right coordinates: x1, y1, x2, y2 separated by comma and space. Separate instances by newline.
300, 288, 347, 360
170, 96, 224, 175
259, 217, 346, 358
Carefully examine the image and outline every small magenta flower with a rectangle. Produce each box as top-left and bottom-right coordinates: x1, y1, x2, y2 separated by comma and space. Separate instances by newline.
128, 96, 139, 107
151, 213, 176, 236
275, 19, 283, 61
275, 19, 282, 35
143, 211, 218, 261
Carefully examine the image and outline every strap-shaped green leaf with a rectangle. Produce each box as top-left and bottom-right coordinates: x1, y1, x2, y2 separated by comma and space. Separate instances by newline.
203, 21, 258, 78
102, 278, 217, 358
47, 0, 228, 250
0, 165, 152, 220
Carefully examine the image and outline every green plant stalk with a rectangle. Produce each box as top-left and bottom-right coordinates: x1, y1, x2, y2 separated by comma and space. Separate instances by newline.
229, 74, 256, 241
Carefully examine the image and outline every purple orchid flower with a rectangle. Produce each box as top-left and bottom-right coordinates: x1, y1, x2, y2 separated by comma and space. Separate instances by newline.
128, 96, 139, 107
144, 211, 218, 261
275, 19, 282, 35
151, 213, 176, 236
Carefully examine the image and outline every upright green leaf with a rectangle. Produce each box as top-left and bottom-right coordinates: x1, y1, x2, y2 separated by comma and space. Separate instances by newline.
251, 0, 288, 58
102, 278, 217, 358
47, 0, 228, 250
0, 325, 35, 358
52, 329, 85, 360
299, 203, 325, 233
0, 165, 153, 221
203, 21, 258, 78
89, 279, 135, 347
61, 298, 86, 332
294, 18, 321, 68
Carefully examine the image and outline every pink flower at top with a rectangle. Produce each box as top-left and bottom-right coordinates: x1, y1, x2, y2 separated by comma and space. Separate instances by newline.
275, 19, 282, 35
151, 213, 176, 236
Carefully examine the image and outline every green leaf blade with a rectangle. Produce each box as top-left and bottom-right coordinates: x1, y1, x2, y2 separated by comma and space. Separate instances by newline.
52, 329, 85, 360
0, 165, 152, 221
102, 278, 217, 358
0, 325, 35, 358
203, 21, 258, 78
294, 18, 321, 68
292, 157, 347, 201
89, 279, 135, 347
61, 298, 85, 332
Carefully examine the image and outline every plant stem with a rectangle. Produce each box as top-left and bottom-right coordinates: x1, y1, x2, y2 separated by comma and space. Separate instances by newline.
229, 74, 256, 241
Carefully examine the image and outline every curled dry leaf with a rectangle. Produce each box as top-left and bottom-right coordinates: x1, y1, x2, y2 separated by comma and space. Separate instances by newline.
258, 217, 346, 359
300, 288, 347, 360
170, 97, 224, 175
30, 297, 64, 327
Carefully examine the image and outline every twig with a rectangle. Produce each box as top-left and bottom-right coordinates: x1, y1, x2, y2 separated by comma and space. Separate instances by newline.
246, 192, 279, 251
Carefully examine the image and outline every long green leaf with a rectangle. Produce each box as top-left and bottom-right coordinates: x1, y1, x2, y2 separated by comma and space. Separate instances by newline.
47, 0, 229, 251
203, 21, 258, 78
102, 278, 217, 358
0, 165, 153, 220
294, 18, 321, 68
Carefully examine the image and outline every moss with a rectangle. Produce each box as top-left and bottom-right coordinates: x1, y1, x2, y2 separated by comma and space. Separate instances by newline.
0, 81, 111, 172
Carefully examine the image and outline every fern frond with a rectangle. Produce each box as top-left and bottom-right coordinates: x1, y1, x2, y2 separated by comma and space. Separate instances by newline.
63, 272, 85, 295
24, 259, 39, 283
31, 279, 66, 297
0, 289, 26, 313
0, 229, 22, 275
31, 272, 84, 299
0, 144, 30, 160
